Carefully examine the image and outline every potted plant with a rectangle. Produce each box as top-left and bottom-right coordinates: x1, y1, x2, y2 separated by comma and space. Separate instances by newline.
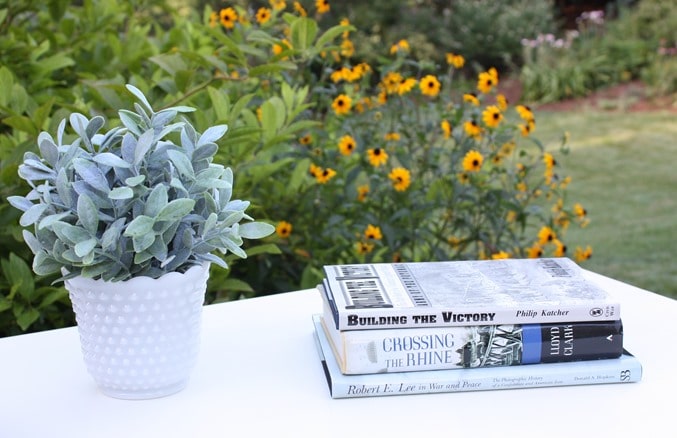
8, 85, 274, 399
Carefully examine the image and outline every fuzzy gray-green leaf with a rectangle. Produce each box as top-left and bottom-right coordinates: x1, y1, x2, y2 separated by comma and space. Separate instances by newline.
74, 238, 97, 258
124, 215, 155, 237
145, 184, 168, 217
126, 84, 154, 114
167, 148, 195, 180
77, 194, 99, 235
197, 124, 228, 146
38, 135, 59, 167
134, 129, 155, 165
156, 198, 195, 222
73, 158, 111, 193
108, 187, 134, 200
238, 221, 275, 239
19, 203, 48, 227
93, 152, 132, 169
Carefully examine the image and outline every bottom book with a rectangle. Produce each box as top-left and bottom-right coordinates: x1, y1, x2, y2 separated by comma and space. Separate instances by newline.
312, 315, 642, 399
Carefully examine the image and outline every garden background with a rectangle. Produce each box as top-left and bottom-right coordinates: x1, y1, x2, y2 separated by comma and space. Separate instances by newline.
1, 0, 676, 337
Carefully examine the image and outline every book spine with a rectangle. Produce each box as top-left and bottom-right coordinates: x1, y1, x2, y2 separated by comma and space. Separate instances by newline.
319, 283, 620, 331
313, 315, 642, 399
323, 314, 624, 374
325, 354, 642, 399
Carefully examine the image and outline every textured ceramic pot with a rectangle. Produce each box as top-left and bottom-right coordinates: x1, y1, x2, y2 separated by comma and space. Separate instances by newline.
65, 263, 210, 400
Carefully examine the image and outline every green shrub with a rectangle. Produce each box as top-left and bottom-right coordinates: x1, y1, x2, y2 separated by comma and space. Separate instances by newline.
0, 0, 591, 335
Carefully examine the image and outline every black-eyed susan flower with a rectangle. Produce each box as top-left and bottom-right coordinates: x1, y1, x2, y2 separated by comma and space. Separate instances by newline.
220, 7, 238, 29
516, 104, 535, 122
293, 1, 307, 16
420, 74, 441, 97
357, 184, 369, 202
272, 39, 292, 57
441, 120, 452, 139
276, 221, 292, 238
316, 0, 330, 14
457, 172, 470, 184
462, 150, 484, 172
340, 39, 355, 58
209, 11, 219, 27
388, 167, 411, 191
491, 251, 511, 259
269, 0, 286, 11
463, 93, 480, 106
463, 120, 482, 139
574, 203, 587, 219
332, 94, 352, 115
398, 77, 417, 95
527, 244, 544, 258
299, 134, 312, 145
355, 241, 374, 254
553, 239, 567, 257
500, 141, 515, 156
446, 52, 465, 68
519, 120, 536, 136
384, 132, 401, 141
315, 167, 337, 184
340, 18, 351, 38
496, 94, 508, 111
477, 68, 499, 94
390, 39, 410, 54
364, 224, 383, 240
309, 163, 322, 178
382, 71, 403, 94
537, 226, 556, 245
482, 105, 503, 128
338, 135, 357, 155
367, 148, 388, 167
256, 7, 272, 24
574, 245, 593, 262
543, 152, 556, 168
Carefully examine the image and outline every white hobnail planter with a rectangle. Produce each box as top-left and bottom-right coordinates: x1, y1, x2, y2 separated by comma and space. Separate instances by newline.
65, 263, 210, 400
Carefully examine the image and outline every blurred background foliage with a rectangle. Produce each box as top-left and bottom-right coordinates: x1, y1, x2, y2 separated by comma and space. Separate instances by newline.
1, 0, 676, 336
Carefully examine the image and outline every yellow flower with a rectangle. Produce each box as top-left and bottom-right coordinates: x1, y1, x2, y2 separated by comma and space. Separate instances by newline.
256, 7, 272, 24
209, 12, 219, 28
491, 251, 511, 260
537, 226, 556, 245
527, 244, 544, 258
340, 39, 354, 58
500, 141, 515, 156
574, 245, 593, 262
482, 105, 503, 128
419, 74, 441, 97
446, 53, 465, 68
388, 167, 411, 191
272, 39, 292, 57
338, 135, 357, 156
574, 203, 587, 218
364, 224, 383, 240
332, 94, 352, 115
316, 0, 330, 14
390, 39, 410, 54
355, 241, 374, 254
299, 134, 312, 145
457, 172, 470, 184
220, 7, 238, 29
357, 184, 369, 202
543, 152, 556, 168
275, 221, 292, 238
477, 67, 499, 94
269, 0, 286, 11
516, 104, 535, 122
496, 94, 508, 111
340, 18, 351, 38
384, 132, 401, 141
293, 1, 307, 16
309, 163, 322, 178
367, 148, 388, 167
463, 93, 480, 106
463, 120, 482, 139
462, 150, 484, 172
441, 120, 452, 139
397, 77, 417, 95
553, 239, 567, 257
382, 71, 403, 94
519, 120, 536, 136
315, 167, 337, 184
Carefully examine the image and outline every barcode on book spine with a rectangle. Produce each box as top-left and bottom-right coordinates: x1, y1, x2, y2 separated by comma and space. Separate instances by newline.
393, 264, 430, 307
341, 279, 392, 309
337, 265, 376, 278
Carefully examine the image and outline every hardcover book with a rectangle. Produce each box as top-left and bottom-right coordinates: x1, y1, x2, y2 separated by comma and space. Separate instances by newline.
321, 257, 620, 331
312, 315, 642, 399
319, 310, 623, 375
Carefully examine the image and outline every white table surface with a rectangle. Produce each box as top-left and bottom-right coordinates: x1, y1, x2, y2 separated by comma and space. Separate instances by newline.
1, 270, 674, 438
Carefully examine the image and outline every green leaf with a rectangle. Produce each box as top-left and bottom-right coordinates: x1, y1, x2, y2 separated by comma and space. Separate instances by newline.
74, 238, 97, 258
15, 307, 40, 331
145, 184, 168, 217
2, 115, 38, 135
37, 53, 75, 74
77, 194, 99, 235
156, 198, 195, 222
245, 243, 281, 256
238, 222, 275, 239
207, 86, 231, 122
124, 215, 155, 237
166, 149, 195, 179
290, 17, 318, 51
315, 24, 353, 51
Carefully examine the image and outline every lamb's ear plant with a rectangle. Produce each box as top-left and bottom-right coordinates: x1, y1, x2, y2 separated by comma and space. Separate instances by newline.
8, 84, 274, 282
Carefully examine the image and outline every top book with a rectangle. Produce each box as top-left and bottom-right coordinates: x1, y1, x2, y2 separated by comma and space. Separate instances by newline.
321, 257, 619, 331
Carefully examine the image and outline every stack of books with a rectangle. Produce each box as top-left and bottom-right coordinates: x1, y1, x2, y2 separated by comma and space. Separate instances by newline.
312, 257, 642, 398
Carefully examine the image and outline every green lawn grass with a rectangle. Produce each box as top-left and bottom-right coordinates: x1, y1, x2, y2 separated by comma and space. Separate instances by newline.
534, 109, 677, 299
